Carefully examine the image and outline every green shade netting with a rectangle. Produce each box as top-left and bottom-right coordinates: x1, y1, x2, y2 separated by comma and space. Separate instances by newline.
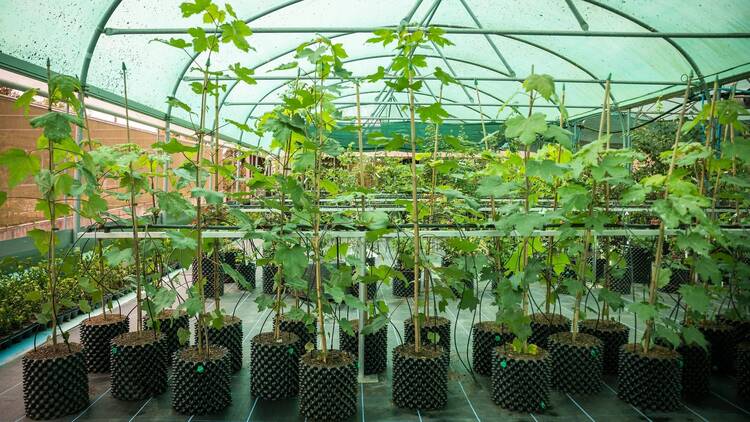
1, 0, 748, 147
331, 122, 500, 151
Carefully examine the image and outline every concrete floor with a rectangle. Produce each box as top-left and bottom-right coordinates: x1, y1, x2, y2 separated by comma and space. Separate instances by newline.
1, 254, 749, 422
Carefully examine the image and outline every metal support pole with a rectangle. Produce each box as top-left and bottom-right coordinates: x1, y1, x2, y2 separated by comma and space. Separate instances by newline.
358, 235, 367, 383
564, 0, 590, 31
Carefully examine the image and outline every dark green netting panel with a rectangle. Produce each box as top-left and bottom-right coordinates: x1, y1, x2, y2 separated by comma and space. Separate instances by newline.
331, 122, 502, 151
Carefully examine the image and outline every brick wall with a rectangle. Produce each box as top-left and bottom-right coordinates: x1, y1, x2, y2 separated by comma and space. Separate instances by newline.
0, 95, 163, 240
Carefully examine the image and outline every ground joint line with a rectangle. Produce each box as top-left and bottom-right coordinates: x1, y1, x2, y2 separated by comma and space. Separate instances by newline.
129, 397, 152, 422
712, 391, 750, 415
682, 403, 709, 422
245, 397, 260, 422
71, 387, 111, 421
566, 393, 595, 421
458, 381, 481, 421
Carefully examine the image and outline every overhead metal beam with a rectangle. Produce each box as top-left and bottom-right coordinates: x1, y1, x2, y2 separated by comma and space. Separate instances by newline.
582, 0, 704, 81
103, 27, 750, 38
225, 101, 597, 109
564, 0, 590, 31
183, 74, 688, 86
457, 0, 516, 76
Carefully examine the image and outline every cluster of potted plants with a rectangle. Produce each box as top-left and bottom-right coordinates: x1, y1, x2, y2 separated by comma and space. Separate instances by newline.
0, 2, 749, 419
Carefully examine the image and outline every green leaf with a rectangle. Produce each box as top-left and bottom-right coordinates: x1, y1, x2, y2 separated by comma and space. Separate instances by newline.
0, 191, 6, 207
157, 191, 196, 220
433, 67, 456, 85
271, 61, 298, 72
177, 327, 191, 345
522, 74, 555, 100
27, 228, 53, 255
628, 301, 659, 321
416, 103, 451, 125
180, 0, 211, 17
504, 113, 548, 145
153, 138, 198, 154
14, 89, 38, 116
682, 325, 707, 349
655, 324, 681, 349
526, 159, 567, 183
621, 184, 648, 205
339, 318, 354, 336
166, 96, 192, 113
678, 284, 710, 315
29, 112, 83, 142
543, 124, 572, 148
361, 210, 389, 230
79, 299, 91, 313
221, 20, 253, 52
0, 148, 40, 188
365, 66, 385, 82
191, 187, 224, 204
229, 62, 256, 85
476, 176, 518, 198
344, 294, 366, 311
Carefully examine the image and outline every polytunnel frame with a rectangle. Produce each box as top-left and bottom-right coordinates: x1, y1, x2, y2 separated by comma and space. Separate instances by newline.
5, 0, 750, 232
62, 0, 743, 144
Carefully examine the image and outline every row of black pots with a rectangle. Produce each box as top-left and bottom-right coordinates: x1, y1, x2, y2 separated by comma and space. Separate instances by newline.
478, 313, 750, 413
23, 310, 242, 419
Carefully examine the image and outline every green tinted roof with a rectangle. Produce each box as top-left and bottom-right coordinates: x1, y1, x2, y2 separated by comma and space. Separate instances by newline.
1, 0, 749, 147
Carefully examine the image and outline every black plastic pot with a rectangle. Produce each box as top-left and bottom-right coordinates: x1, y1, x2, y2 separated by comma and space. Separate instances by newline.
491, 346, 551, 413
676, 342, 711, 400
617, 343, 682, 411
110, 331, 168, 401
143, 309, 189, 358
348, 282, 377, 300
627, 245, 653, 284
718, 315, 750, 343
250, 332, 300, 399
171, 346, 232, 415
299, 350, 357, 421
339, 319, 387, 375
530, 313, 571, 348
80, 314, 129, 373
200, 315, 243, 373
472, 321, 514, 376
404, 316, 451, 357
237, 261, 256, 290
392, 343, 448, 409
578, 319, 629, 374
262, 264, 280, 295
699, 320, 736, 374
192, 255, 224, 297
392, 267, 415, 297
548, 332, 603, 394
737, 342, 750, 399
22, 343, 89, 420
275, 314, 317, 351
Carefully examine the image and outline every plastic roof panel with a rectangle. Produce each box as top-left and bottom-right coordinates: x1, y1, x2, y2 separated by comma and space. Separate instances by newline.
1, 0, 749, 146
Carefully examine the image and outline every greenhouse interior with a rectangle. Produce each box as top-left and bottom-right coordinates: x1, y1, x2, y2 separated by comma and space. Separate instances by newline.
1, 0, 750, 421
